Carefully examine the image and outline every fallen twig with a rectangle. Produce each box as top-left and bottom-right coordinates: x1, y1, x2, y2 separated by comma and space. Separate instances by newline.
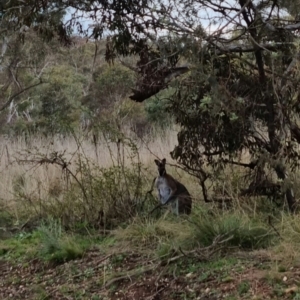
145, 285, 169, 300
104, 265, 156, 288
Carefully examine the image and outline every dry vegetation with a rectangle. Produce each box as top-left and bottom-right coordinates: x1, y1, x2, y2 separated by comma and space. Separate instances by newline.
1, 128, 300, 299
0, 127, 203, 229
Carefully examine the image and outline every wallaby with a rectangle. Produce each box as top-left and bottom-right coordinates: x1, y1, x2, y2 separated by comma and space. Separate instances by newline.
151, 158, 192, 215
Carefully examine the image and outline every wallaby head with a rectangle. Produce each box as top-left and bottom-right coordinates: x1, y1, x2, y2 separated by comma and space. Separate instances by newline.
154, 158, 167, 176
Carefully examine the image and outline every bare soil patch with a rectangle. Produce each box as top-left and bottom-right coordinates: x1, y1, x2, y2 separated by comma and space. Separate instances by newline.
1, 248, 300, 300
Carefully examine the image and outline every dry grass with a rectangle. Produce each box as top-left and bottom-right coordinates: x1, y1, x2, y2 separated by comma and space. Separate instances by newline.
271, 213, 300, 266
112, 215, 193, 250
0, 128, 202, 222
0, 126, 278, 225
0, 121, 264, 216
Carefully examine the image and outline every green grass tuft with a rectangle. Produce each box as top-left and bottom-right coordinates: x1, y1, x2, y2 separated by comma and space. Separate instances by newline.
190, 211, 275, 250
113, 216, 192, 248
37, 220, 89, 264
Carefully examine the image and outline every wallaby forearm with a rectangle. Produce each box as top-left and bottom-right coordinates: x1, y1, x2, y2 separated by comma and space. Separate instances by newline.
147, 177, 157, 194
163, 190, 177, 205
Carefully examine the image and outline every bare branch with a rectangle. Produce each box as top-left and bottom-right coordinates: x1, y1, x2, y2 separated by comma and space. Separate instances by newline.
0, 80, 44, 111
222, 159, 258, 169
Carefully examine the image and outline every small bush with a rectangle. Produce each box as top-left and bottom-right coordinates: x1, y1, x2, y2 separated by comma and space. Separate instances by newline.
238, 280, 251, 295
190, 211, 275, 250
94, 64, 135, 99
274, 214, 300, 263
37, 220, 88, 264
0, 230, 41, 260
156, 242, 177, 260
113, 216, 192, 249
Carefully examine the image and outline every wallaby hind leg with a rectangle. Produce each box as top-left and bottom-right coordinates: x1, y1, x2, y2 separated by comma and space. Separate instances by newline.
178, 196, 192, 215
176, 199, 179, 216
171, 199, 179, 216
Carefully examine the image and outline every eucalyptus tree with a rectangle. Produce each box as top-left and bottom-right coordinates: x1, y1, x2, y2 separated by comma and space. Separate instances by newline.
114, 0, 300, 212
2, 0, 300, 211
144, 0, 300, 212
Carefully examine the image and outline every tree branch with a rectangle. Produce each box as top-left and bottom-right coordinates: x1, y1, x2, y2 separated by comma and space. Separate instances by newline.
222, 159, 258, 169
212, 42, 286, 54
290, 123, 300, 144
0, 80, 43, 111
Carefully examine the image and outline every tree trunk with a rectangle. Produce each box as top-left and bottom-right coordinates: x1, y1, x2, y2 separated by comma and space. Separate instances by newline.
0, 36, 8, 71
275, 165, 296, 213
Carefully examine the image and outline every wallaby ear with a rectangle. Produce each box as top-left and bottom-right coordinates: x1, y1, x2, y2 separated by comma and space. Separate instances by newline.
161, 158, 166, 164
154, 159, 160, 166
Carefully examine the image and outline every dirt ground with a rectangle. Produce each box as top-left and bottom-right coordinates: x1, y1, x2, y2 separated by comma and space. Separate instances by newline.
1, 248, 300, 300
